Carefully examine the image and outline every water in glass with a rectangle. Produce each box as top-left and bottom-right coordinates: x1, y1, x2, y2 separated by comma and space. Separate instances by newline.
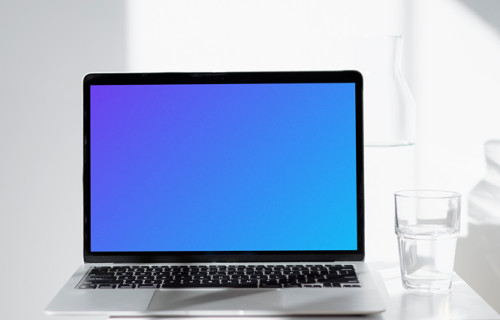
397, 225, 457, 294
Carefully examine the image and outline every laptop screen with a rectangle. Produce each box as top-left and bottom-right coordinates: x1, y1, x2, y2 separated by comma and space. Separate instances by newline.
84, 72, 364, 262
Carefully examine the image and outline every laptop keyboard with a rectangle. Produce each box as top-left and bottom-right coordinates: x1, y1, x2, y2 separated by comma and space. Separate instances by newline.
79, 264, 360, 289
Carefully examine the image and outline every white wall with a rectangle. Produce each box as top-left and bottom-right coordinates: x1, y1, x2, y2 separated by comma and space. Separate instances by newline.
127, 0, 401, 72
410, 0, 500, 195
0, 1, 126, 320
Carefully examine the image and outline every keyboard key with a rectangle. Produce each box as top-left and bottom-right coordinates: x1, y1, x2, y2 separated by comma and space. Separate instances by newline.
220, 280, 239, 286
138, 283, 159, 289
342, 284, 361, 288
87, 275, 115, 280
260, 284, 281, 288
302, 284, 323, 288
85, 280, 121, 285
123, 279, 142, 284
239, 282, 259, 288
323, 282, 342, 287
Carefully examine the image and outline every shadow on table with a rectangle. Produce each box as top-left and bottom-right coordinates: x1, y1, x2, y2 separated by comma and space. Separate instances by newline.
400, 293, 451, 319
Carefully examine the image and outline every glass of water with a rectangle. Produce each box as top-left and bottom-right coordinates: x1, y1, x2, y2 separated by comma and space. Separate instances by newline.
395, 190, 461, 294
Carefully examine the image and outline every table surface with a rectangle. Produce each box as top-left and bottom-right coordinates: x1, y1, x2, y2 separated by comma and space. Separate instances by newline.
371, 261, 499, 320
110, 262, 500, 320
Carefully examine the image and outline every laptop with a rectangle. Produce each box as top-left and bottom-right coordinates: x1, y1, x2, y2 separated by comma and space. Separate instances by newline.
46, 70, 386, 316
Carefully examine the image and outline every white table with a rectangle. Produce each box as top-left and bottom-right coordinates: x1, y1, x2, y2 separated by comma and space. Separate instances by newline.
111, 262, 499, 320
372, 262, 499, 320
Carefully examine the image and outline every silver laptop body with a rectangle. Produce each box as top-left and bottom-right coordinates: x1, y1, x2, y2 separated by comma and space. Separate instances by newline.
46, 71, 386, 316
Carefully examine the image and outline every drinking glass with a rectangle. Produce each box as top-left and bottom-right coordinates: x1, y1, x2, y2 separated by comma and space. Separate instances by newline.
395, 190, 461, 294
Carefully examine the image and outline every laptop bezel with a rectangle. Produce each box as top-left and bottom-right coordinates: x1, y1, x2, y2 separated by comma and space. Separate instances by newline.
83, 71, 364, 263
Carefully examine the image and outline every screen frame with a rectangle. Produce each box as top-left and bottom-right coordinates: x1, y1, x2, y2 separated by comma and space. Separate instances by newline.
83, 71, 364, 263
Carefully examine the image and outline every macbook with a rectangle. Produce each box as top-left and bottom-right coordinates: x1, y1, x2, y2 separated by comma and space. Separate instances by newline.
45, 71, 386, 316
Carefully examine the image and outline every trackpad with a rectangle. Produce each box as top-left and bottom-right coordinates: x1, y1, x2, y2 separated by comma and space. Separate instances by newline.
148, 289, 283, 314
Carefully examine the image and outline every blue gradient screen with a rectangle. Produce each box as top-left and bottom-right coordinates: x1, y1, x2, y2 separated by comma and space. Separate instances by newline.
90, 83, 358, 252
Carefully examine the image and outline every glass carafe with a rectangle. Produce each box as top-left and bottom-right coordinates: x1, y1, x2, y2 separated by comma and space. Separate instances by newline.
360, 36, 416, 262
356, 35, 416, 147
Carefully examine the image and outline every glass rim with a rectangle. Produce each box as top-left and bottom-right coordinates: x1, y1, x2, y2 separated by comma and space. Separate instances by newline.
394, 189, 461, 199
